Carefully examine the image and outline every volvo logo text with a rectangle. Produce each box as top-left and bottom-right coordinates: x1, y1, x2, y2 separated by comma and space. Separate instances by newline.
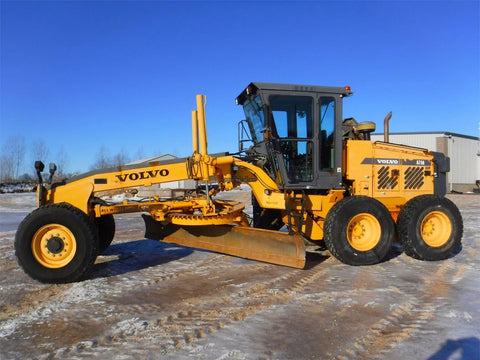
116, 169, 169, 182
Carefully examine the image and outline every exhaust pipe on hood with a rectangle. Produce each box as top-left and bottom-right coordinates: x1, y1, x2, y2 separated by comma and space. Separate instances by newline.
384, 111, 392, 143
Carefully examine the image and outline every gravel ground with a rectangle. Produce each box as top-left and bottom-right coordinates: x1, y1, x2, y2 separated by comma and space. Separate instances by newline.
0, 193, 479, 360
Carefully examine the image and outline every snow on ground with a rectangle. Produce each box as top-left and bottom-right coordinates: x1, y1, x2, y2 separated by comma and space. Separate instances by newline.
0, 183, 36, 194
0, 193, 37, 235
0, 192, 479, 360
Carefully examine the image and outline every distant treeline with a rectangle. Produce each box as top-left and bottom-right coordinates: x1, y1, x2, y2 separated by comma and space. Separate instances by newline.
1, 135, 156, 183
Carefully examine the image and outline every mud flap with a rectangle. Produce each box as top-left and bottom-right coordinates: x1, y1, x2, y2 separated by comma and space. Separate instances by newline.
142, 215, 305, 269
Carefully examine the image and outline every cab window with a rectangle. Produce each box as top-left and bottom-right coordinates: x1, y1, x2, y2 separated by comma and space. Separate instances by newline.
269, 96, 313, 139
320, 97, 335, 170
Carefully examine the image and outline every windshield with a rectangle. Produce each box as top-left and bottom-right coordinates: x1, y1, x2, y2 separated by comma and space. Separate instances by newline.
242, 95, 265, 143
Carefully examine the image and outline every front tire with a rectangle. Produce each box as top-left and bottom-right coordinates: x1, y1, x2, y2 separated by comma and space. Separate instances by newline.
324, 196, 395, 265
15, 203, 99, 283
397, 195, 463, 261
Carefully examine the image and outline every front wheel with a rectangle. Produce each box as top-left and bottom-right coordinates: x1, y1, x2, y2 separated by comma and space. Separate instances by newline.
397, 195, 463, 261
324, 196, 395, 265
15, 203, 99, 283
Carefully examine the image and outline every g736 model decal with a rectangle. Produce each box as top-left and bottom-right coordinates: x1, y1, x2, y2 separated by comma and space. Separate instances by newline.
361, 158, 431, 166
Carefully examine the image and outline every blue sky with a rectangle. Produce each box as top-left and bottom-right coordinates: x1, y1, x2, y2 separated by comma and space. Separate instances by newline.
1, 0, 479, 174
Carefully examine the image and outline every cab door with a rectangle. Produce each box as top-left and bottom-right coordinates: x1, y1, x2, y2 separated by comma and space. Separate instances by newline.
316, 95, 343, 190
267, 93, 343, 190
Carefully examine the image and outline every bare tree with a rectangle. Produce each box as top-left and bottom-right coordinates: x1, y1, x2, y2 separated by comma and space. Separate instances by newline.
31, 139, 50, 163
0, 154, 14, 182
1, 136, 26, 180
55, 146, 69, 178
90, 146, 112, 170
135, 147, 145, 161
31, 139, 50, 178
90, 146, 131, 170
112, 148, 130, 167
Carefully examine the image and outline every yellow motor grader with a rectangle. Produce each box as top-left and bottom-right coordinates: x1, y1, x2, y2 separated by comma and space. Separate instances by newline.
15, 82, 463, 283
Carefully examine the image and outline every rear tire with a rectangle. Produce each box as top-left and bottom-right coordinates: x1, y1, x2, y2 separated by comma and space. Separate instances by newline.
397, 195, 463, 260
15, 203, 99, 283
324, 196, 395, 265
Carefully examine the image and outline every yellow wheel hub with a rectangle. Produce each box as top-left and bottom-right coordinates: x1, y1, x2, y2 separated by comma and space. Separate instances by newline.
32, 224, 77, 268
421, 211, 451, 247
347, 213, 381, 251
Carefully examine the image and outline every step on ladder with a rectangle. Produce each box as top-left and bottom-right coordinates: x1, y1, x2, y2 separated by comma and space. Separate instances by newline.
285, 191, 306, 236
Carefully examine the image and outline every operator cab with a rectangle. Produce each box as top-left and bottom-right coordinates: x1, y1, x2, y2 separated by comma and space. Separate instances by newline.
236, 82, 352, 191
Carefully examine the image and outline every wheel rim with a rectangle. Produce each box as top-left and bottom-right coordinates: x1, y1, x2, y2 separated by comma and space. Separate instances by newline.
346, 213, 381, 251
420, 211, 451, 247
31, 224, 77, 268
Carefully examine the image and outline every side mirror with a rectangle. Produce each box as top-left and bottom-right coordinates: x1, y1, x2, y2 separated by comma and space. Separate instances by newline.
49, 163, 57, 184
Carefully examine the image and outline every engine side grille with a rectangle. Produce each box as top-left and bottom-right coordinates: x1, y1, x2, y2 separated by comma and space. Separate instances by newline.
405, 167, 424, 189
377, 166, 399, 190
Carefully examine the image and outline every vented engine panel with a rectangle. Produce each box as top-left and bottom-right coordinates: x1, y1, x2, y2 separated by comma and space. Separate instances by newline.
345, 140, 436, 200
376, 165, 426, 190
404, 166, 425, 189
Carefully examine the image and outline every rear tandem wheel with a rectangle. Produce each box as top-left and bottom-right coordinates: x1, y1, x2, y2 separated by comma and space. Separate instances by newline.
15, 203, 99, 283
397, 195, 463, 261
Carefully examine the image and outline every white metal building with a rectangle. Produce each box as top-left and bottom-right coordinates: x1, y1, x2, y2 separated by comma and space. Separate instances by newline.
371, 132, 480, 193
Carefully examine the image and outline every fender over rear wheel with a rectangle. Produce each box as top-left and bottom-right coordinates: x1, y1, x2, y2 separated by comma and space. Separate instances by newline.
15, 203, 99, 283
324, 196, 395, 265
91, 198, 116, 253
397, 195, 463, 261
95, 214, 115, 253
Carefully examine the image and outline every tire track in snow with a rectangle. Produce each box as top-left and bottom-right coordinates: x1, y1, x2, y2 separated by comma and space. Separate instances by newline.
39, 257, 336, 358
336, 258, 468, 359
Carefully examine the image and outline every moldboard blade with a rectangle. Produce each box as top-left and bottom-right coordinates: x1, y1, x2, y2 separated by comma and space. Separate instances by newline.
143, 215, 305, 269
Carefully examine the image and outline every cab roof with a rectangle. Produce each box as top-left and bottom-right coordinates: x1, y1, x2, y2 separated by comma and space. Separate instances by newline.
236, 82, 352, 105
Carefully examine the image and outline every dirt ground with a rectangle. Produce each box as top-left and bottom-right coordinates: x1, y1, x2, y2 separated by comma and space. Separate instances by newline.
0, 193, 479, 360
